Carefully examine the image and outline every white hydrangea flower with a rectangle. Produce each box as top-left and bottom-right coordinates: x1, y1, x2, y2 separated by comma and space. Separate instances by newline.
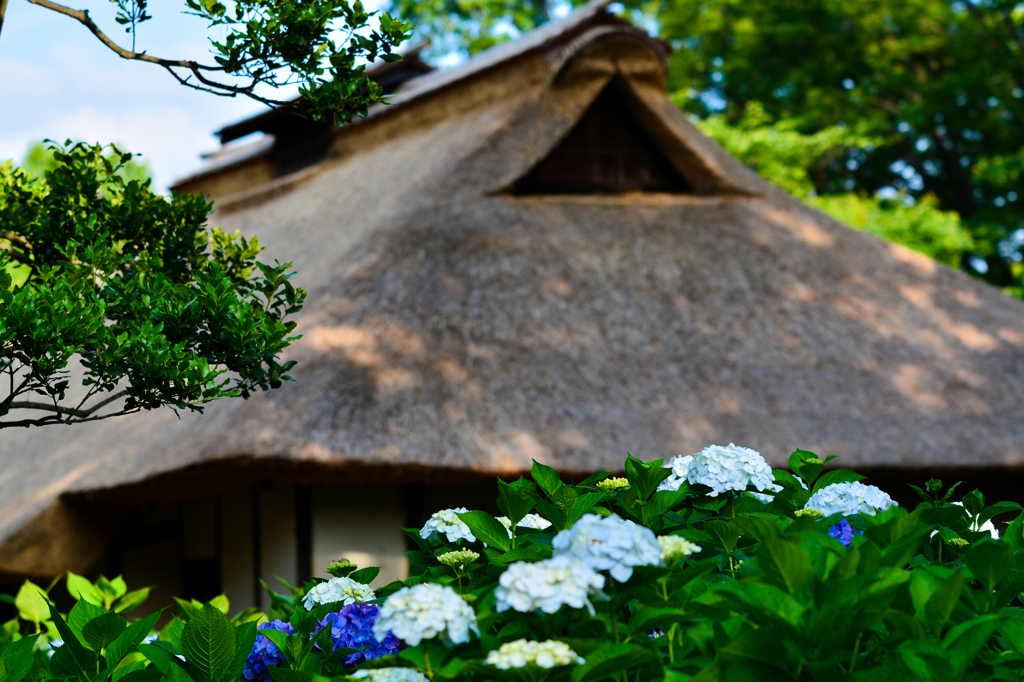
351, 669, 429, 682
420, 508, 476, 543
658, 535, 701, 562
685, 443, 775, 497
485, 640, 585, 669
804, 481, 897, 517
374, 583, 478, 646
494, 556, 605, 614
496, 514, 553, 532
302, 576, 375, 609
552, 514, 662, 582
657, 455, 693, 492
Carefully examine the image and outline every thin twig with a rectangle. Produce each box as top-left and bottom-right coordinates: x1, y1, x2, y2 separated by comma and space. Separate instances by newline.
0, 0, 10, 39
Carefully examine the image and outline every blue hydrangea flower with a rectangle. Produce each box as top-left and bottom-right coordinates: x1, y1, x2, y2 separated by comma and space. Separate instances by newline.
313, 603, 404, 667
244, 620, 296, 682
828, 518, 864, 547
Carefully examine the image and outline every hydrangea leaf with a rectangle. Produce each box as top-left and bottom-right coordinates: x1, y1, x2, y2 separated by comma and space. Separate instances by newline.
624, 455, 672, 502
704, 520, 740, 554
569, 643, 658, 682
811, 469, 866, 493
457, 511, 510, 552
1, 634, 39, 682
496, 479, 534, 527
105, 610, 162, 671
180, 603, 236, 682
14, 581, 49, 625
962, 540, 1013, 593
66, 573, 104, 607
68, 599, 107, 643
112, 588, 152, 614
349, 568, 380, 585
755, 539, 812, 594
977, 501, 1023, 528
82, 612, 128, 652
531, 461, 563, 498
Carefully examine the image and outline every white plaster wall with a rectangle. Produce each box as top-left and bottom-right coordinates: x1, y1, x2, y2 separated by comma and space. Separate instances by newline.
311, 485, 408, 587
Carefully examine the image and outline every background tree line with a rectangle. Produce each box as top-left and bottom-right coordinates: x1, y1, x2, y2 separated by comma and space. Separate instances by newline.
394, 0, 1024, 296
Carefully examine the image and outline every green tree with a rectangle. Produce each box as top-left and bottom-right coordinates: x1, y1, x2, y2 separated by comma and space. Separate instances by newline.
21, 140, 153, 188
0, 0, 413, 427
394, 0, 1024, 294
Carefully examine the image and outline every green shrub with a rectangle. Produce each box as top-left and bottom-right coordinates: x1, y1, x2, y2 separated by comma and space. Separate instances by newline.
5, 447, 1024, 681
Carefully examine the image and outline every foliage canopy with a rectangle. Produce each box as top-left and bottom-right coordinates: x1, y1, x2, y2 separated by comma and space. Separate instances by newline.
0, 143, 305, 428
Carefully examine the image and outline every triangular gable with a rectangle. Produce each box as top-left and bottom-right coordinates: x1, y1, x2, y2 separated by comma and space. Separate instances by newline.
514, 82, 692, 194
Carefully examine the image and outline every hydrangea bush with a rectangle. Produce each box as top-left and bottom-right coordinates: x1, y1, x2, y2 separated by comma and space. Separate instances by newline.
4, 446, 1024, 682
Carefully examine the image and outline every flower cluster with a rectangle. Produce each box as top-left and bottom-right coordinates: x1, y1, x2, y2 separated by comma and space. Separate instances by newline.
495, 556, 605, 614
657, 455, 693, 492
484, 640, 585, 669
596, 477, 630, 491
553, 514, 662, 581
243, 620, 295, 682
374, 583, 478, 646
828, 519, 864, 548
437, 549, 479, 567
497, 514, 553, 531
312, 604, 403, 666
794, 508, 825, 519
687, 444, 775, 497
419, 508, 475, 543
658, 535, 702, 562
351, 669, 428, 682
804, 482, 897, 517
302, 576, 375, 609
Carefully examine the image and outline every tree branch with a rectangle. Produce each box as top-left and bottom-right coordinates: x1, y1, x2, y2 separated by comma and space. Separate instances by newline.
0, 231, 33, 265
0, 0, 10, 39
5, 389, 129, 418
26, 0, 223, 69
0, 405, 142, 428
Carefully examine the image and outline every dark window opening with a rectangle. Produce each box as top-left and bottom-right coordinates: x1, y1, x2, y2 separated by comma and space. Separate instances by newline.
514, 84, 691, 195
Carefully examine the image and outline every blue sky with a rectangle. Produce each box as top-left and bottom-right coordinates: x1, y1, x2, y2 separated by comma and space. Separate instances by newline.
0, 0, 329, 191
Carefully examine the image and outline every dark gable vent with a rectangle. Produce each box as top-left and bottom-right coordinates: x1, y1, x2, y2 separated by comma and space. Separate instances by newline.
514, 84, 691, 195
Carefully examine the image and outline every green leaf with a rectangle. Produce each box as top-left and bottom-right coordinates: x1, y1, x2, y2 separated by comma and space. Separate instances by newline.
139, 644, 195, 682
920, 506, 968, 528
116, 667, 162, 682
788, 449, 823, 486
220, 621, 258, 682
756, 538, 812, 594
704, 520, 740, 553
811, 468, 866, 493
349, 567, 379, 585
962, 538, 1013, 592
624, 455, 671, 501
1, 635, 39, 682
113, 588, 152, 614
566, 492, 606, 527
570, 643, 658, 682
732, 516, 783, 543
15, 581, 49, 624
48, 602, 96, 676
640, 490, 685, 519
69, 599, 107, 642
457, 511, 510, 551
715, 582, 806, 627
977, 501, 1023, 527
1005, 512, 1024, 553
259, 628, 289, 655
106, 611, 162, 670
181, 603, 236, 682
208, 596, 229, 615
67, 572, 104, 606
628, 608, 691, 634
496, 479, 535, 527
531, 460, 563, 497
82, 612, 127, 651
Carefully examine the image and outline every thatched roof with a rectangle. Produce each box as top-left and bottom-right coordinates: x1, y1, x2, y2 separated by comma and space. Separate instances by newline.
3, 1, 1024, 577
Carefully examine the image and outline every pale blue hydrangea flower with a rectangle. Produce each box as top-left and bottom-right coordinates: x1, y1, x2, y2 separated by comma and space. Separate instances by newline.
373, 583, 478, 646
552, 514, 662, 581
494, 556, 605, 614
419, 508, 476, 543
805, 482, 896, 517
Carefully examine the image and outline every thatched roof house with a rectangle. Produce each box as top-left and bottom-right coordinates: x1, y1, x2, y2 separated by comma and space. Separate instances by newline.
3, 0, 1024, 609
